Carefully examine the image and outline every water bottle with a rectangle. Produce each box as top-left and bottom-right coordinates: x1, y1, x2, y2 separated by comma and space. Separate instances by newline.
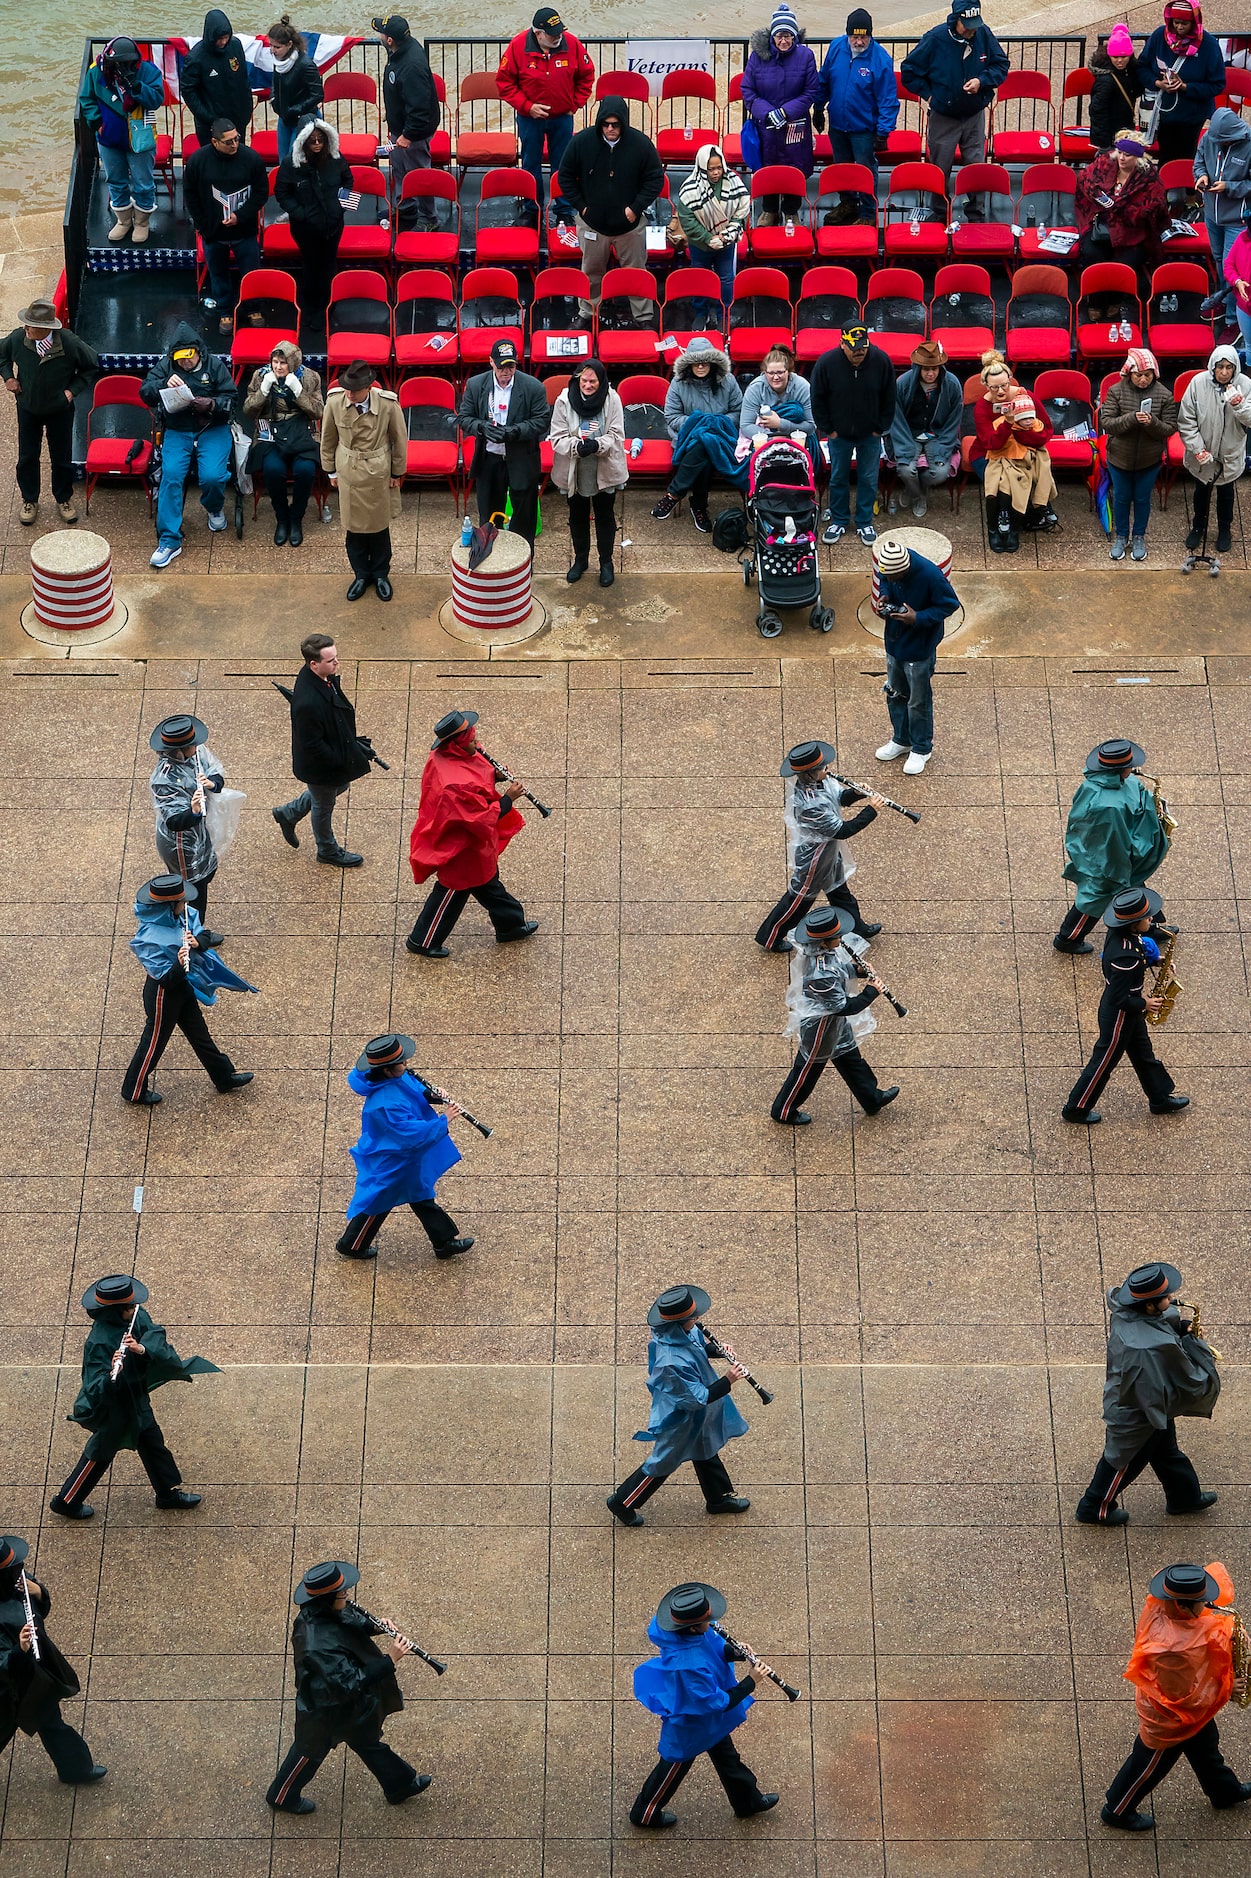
785, 217, 795, 238
909, 206, 921, 236
460, 514, 473, 548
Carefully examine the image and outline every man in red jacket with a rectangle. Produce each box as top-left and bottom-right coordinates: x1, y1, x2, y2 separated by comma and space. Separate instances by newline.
406, 710, 540, 958
497, 8, 594, 222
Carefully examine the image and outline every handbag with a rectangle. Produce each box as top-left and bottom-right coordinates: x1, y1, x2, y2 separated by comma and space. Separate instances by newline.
666, 212, 686, 250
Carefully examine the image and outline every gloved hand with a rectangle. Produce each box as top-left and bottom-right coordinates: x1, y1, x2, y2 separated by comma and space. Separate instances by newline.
260, 370, 278, 395
484, 421, 506, 443
874, 133, 891, 154
812, 107, 826, 133
190, 395, 214, 417
767, 108, 787, 130
576, 436, 600, 456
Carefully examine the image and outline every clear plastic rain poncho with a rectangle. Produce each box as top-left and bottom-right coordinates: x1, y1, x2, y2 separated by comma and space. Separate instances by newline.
150, 741, 246, 881
783, 773, 856, 892
784, 938, 876, 1053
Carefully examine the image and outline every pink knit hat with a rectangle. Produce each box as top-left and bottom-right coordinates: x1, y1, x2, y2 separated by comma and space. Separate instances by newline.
1107, 23, 1134, 55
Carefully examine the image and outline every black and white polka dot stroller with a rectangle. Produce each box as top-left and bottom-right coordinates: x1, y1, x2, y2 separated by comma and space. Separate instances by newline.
742, 437, 834, 640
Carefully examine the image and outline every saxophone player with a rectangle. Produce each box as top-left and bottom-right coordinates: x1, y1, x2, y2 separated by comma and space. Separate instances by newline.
1054, 740, 1171, 954
1062, 888, 1189, 1124
1076, 1262, 1219, 1528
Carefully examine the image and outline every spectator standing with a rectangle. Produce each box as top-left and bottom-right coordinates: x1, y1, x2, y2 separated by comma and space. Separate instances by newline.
497, 8, 595, 222
274, 118, 352, 315
0, 299, 98, 528
141, 323, 236, 569
181, 9, 255, 146
1098, 347, 1177, 562
741, 5, 820, 218
651, 337, 744, 535
1075, 132, 1167, 288
321, 361, 407, 601
266, 17, 324, 164
1194, 110, 1251, 343
1178, 343, 1251, 555
1225, 214, 1251, 358
888, 339, 962, 518
183, 118, 269, 331
872, 538, 961, 775
457, 338, 550, 551
901, 2, 1008, 197
549, 359, 627, 586
558, 96, 663, 321
242, 342, 323, 546
1089, 26, 1145, 152
675, 144, 749, 315
375, 15, 440, 205
78, 37, 164, 246
813, 10, 898, 225
810, 323, 896, 546
975, 350, 1059, 553
1137, 1, 1225, 167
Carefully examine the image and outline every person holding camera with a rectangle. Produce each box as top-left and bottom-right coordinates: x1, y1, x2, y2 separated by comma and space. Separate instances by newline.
813, 10, 898, 225
871, 538, 960, 777
1098, 348, 1177, 562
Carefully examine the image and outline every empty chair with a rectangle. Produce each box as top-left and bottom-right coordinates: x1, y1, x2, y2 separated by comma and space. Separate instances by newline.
593, 71, 652, 131
530, 265, 594, 367
262, 167, 298, 264
654, 70, 720, 164
886, 74, 925, 159
722, 71, 745, 166
1147, 261, 1216, 361
84, 374, 153, 513
426, 73, 452, 167
748, 166, 815, 261
456, 72, 519, 168
595, 268, 661, 367
1034, 368, 1097, 474
949, 164, 1015, 262
337, 167, 391, 261
475, 168, 542, 267
1059, 67, 1095, 163
1076, 262, 1142, 363
230, 268, 300, 375
398, 377, 460, 508
321, 71, 381, 163
814, 165, 879, 257
864, 267, 926, 367
929, 263, 996, 362
393, 269, 459, 369
1005, 263, 1073, 367
727, 266, 794, 370
882, 163, 948, 260
458, 266, 525, 367
1158, 160, 1211, 260
325, 270, 392, 378
991, 71, 1058, 163
617, 372, 673, 479
1160, 366, 1203, 502
1016, 163, 1079, 263
393, 170, 461, 267
795, 266, 861, 366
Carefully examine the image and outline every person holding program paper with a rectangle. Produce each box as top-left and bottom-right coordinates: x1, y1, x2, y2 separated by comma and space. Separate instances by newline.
183, 118, 269, 330
140, 322, 237, 569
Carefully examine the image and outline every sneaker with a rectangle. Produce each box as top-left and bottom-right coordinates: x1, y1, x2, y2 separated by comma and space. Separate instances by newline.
875, 740, 909, 761
822, 521, 846, 544
57, 499, 78, 524
1109, 535, 1126, 561
19, 500, 37, 526
651, 492, 680, 521
1131, 535, 1147, 562
206, 509, 228, 533
902, 750, 930, 775
911, 494, 928, 518
150, 542, 182, 569
857, 523, 877, 546
691, 505, 712, 534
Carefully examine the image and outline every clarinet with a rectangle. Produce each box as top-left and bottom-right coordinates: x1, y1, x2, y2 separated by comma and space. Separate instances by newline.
407, 1070, 493, 1140
831, 772, 922, 825
712, 1623, 801, 1702
19, 1570, 40, 1663
110, 1304, 141, 1382
348, 1601, 447, 1674
699, 1324, 774, 1405
853, 963, 909, 1019
476, 743, 553, 819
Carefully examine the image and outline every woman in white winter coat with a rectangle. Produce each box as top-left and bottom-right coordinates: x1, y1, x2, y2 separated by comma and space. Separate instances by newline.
549, 358, 628, 586
1178, 343, 1251, 553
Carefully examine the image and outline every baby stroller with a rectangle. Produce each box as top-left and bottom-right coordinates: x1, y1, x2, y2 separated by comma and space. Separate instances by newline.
741, 437, 834, 640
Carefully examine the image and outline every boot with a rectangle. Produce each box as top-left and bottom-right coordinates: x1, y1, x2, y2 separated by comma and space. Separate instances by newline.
131, 209, 152, 245
568, 509, 591, 582
107, 203, 134, 243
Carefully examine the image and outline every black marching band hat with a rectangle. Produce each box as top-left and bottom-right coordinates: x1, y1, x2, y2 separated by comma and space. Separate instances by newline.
294, 1559, 361, 1605
1112, 1261, 1182, 1308
0, 1535, 30, 1572
657, 1581, 728, 1631
1105, 885, 1163, 928
1086, 738, 1146, 774
647, 1284, 711, 1328
356, 1032, 417, 1074
137, 873, 189, 909
793, 904, 852, 948
81, 1272, 149, 1315
432, 709, 479, 747
780, 739, 836, 778
1148, 1561, 1222, 1605
149, 713, 208, 752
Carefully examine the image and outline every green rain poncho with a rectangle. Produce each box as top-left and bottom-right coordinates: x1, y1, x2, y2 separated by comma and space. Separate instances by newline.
1061, 770, 1170, 919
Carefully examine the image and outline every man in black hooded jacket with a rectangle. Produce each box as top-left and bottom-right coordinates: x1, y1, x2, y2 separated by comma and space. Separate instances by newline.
181, 9, 255, 145
375, 14, 440, 205
558, 94, 663, 318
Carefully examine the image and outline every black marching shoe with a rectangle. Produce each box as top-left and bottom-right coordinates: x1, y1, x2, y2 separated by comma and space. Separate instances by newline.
346, 576, 370, 601
405, 938, 449, 958
1215, 1782, 1251, 1808
633, 1810, 677, 1829
758, 939, 793, 954
317, 847, 364, 867
774, 1109, 812, 1125
1101, 1804, 1153, 1832
497, 919, 539, 943
272, 805, 300, 848
336, 1240, 378, 1259
434, 1235, 475, 1259
273, 519, 289, 546
1062, 1106, 1101, 1124
386, 1774, 433, 1805
856, 921, 883, 939
270, 1797, 316, 1814
217, 1071, 254, 1092
49, 1498, 93, 1520
1166, 1491, 1218, 1514
375, 576, 393, 602
1053, 936, 1094, 955
63, 1765, 108, 1786
129, 1089, 162, 1106
1150, 1094, 1189, 1113
155, 1489, 201, 1509
1074, 1504, 1129, 1526
706, 1495, 751, 1514
198, 928, 226, 951
866, 1085, 900, 1112
738, 1792, 780, 1817
606, 1496, 645, 1527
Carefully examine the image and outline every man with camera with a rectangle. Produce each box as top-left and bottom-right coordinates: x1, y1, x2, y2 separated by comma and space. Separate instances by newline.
871, 537, 961, 776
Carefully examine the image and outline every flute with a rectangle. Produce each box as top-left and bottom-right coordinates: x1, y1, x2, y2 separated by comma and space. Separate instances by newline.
831, 772, 922, 825
712, 1623, 801, 1702
699, 1323, 774, 1405
407, 1070, 493, 1140
853, 963, 909, 1019
111, 1304, 141, 1383
476, 743, 553, 819
20, 1570, 40, 1663
348, 1601, 447, 1674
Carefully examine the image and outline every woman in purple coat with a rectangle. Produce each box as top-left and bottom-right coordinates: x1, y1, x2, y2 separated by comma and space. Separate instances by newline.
741, 2, 820, 216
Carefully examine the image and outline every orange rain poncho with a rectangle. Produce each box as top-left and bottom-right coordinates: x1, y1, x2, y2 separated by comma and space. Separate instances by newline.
1124, 1560, 1236, 1748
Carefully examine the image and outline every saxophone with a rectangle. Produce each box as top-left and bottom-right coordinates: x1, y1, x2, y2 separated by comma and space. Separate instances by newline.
1176, 1297, 1221, 1361
1137, 771, 1178, 843
1233, 1612, 1251, 1708
1145, 928, 1181, 1027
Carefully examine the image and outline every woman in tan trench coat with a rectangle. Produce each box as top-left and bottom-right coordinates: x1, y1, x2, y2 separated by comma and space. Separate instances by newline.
320, 360, 408, 602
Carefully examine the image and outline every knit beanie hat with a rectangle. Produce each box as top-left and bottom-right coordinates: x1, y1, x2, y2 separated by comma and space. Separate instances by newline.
874, 538, 911, 577
770, 4, 800, 40
846, 8, 873, 30
1106, 23, 1134, 55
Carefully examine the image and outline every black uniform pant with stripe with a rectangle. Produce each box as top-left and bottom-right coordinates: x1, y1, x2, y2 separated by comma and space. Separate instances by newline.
609, 1454, 735, 1517
56, 1419, 182, 1510
772, 1036, 881, 1122
0, 1712, 96, 1783
408, 871, 527, 951
336, 1199, 462, 1256
121, 973, 237, 1100
756, 878, 865, 951
1077, 1421, 1205, 1521
1065, 1001, 1174, 1114
1106, 1719, 1245, 1819
631, 1731, 764, 1825
1055, 905, 1099, 946
267, 1733, 417, 1808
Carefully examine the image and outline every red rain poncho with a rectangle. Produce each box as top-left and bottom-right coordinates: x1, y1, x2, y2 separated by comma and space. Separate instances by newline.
409, 728, 524, 891
1124, 1560, 1236, 1747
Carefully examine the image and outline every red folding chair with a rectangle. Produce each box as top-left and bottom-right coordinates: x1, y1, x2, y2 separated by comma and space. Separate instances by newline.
949, 164, 1016, 263
261, 168, 298, 263
1016, 164, 1079, 263
1161, 367, 1202, 503
654, 70, 720, 164
595, 268, 662, 367
1035, 368, 1098, 476
593, 71, 651, 133
1059, 68, 1095, 163
1147, 261, 1217, 362
399, 376, 461, 508
795, 267, 861, 366
337, 167, 391, 261
727, 266, 793, 370
529, 265, 593, 368
428, 74, 452, 168
475, 168, 541, 268
723, 72, 745, 165
814, 166, 880, 258
929, 263, 996, 362
1076, 262, 1142, 363
230, 268, 300, 375
325, 269, 393, 378
864, 267, 927, 366
393, 170, 461, 268
991, 71, 1058, 162
886, 75, 926, 159
322, 71, 381, 164
84, 374, 153, 513
748, 166, 815, 261
882, 163, 948, 260
458, 266, 524, 367
658, 267, 726, 360
618, 373, 673, 479
456, 72, 519, 168
1158, 161, 1211, 260
393, 269, 459, 369
1006, 263, 1073, 366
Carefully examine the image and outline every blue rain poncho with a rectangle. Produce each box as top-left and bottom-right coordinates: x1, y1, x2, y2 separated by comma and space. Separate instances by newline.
344, 1065, 461, 1216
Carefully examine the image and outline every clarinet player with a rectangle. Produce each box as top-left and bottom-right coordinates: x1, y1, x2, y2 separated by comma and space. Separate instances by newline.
0, 1534, 106, 1786
756, 739, 885, 954
335, 1033, 474, 1262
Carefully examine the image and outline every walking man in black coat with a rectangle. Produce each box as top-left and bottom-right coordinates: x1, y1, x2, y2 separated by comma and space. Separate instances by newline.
1063, 887, 1189, 1124
272, 634, 377, 866
458, 339, 550, 550
0, 1533, 106, 1786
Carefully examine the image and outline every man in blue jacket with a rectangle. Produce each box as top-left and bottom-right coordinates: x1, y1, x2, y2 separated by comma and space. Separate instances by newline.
901, 0, 1008, 196
336, 1033, 474, 1261
871, 537, 960, 775
813, 10, 899, 224
630, 1581, 779, 1829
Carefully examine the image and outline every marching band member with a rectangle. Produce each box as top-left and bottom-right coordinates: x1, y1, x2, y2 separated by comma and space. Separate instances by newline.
0, 1533, 105, 1785
1076, 1261, 1219, 1528
756, 739, 884, 954
630, 1580, 779, 1829
148, 712, 227, 928
1062, 887, 1188, 1124
770, 905, 898, 1125
1102, 1559, 1250, 1830
49, 1274, 218, 1520
120, 873, 256, 1106
607, 1286, 750, 1526
266, 1559, 432, 1814
335, 1033, 474, 1261
1054, 738, 1170, 954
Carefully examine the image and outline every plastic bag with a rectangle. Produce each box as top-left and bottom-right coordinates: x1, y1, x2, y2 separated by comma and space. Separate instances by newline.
205, 785, 246, 859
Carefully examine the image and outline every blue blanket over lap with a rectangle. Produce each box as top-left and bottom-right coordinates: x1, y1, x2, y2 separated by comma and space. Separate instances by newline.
671, 412, 750, 490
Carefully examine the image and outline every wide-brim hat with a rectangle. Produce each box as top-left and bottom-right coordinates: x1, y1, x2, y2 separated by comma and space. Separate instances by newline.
1111, 1260, 1182, 1309
780, 738, 836, 778
0, 1535, 30, 1572
1085, 739, 1146, 774
340, 361, 375, 392
432, 709, 478, 748
137, 873, 189, 909
294, 1559, 361, 1605
355, 1032, 416, 1074
656, 1580, 727, 1631
1104, 885, 1163, 929
18, 299, 62, 331
647, 1284, 711, 1328
81, 1273, 149, 1315
149, 712, 208, 753
793, 905, 852, 948
1148, 1561, 1221, 1605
